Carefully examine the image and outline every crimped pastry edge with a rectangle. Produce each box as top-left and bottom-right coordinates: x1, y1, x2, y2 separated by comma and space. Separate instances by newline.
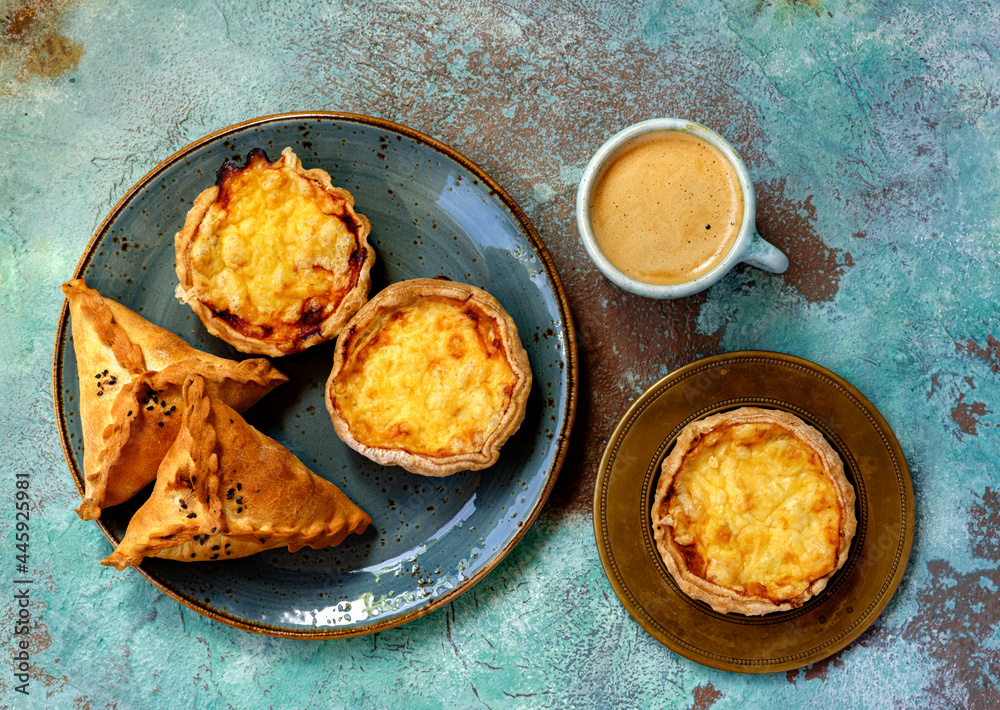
101, 375, 372, 570
61, 279, 288, 521
325, 278, 532, 477
174, 147, 375, 357
651, 406, 857, 616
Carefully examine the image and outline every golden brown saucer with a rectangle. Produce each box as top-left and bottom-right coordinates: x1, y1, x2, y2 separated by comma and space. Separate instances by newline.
593, 351, 914, 673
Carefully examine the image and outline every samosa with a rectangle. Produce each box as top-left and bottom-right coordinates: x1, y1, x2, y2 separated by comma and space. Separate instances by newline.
102, 375, 371, 569
62, 279, 288, 519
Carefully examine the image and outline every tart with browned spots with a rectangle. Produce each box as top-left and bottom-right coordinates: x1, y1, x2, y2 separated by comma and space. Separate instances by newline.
652, 407, 856, 615
175, 147, 374, 356
326, 278, 532, 477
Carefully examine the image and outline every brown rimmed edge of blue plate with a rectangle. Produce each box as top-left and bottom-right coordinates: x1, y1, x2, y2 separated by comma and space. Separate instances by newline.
52, 110, 579, 639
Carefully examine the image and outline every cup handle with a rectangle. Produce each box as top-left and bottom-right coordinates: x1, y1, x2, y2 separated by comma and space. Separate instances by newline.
742, 230, 789, 274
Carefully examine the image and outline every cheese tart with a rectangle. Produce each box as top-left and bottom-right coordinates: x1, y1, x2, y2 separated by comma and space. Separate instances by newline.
61, 279, 288, 520
175, 147, 375, 356
326, 278, 532, 477
651, 407, 856, 615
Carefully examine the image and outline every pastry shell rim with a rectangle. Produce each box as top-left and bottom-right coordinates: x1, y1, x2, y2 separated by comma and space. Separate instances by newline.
325, 278, 532, 477
174, 147, 375, 357
650, 406, 858, 616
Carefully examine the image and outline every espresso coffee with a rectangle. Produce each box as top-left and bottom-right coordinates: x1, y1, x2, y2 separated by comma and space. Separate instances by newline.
587, 131, 744, 286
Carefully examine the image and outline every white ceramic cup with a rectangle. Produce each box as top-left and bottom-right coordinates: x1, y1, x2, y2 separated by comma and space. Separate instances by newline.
576, 118, 788, 298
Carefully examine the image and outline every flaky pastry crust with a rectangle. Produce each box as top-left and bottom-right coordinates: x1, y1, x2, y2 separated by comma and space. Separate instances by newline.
325, 278, 532, 477
174, 147, 375, 356
651, 407, 857, 616
102, 376, 372, 570
61, 279, 288, 520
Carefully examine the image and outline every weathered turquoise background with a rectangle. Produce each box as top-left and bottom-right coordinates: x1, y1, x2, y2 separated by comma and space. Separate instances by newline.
2, 0, 999, 707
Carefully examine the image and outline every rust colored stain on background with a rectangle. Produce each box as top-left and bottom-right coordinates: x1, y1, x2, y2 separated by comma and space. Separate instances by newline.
946, 337, 999, 438
957, 335, 1000, 374
950, 391, 992, 438
547, 293, 725, 511
5, 3, 39, 37
899, 489, 1000, 708
23, 32, 82, 77
851, 489, 1000, 706
968, 487, 1000, 562
756, 178, 854, 303
786, 654, 844, 684
2, 0, 82, 79
688, 682, 723, 709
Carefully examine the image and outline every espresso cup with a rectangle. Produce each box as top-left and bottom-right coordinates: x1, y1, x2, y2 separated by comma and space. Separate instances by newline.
576, 118, 788, 299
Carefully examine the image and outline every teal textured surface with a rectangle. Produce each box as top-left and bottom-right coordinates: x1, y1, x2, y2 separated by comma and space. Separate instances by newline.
2, 0, 999, 707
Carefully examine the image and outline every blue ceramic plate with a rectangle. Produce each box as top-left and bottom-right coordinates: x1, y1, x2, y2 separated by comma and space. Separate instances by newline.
53, 112, 577, 638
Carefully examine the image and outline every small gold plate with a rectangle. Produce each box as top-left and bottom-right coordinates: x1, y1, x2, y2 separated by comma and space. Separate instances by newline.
593, 351, 914, 673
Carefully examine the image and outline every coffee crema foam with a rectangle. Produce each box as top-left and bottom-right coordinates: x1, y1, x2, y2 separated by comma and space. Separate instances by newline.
588, 131, 744, 286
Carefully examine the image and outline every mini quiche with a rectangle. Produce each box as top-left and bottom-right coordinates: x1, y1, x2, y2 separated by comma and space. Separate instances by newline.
175, 147, 375, 356
326, 278, 532, 477
651, 407, 856, 616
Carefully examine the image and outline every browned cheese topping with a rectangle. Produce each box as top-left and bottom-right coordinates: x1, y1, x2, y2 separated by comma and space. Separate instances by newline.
659, 421, 843, 602
188, 150, 363, 344
332, 297, 517, 457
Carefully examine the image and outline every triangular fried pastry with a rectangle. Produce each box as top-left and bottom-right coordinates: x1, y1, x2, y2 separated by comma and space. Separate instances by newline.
62, 279, 288, 520
101, 376, 372, 570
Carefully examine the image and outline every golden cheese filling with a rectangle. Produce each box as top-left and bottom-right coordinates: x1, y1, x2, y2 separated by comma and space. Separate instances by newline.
332, 297, 517, 457
190, 154, 359, 328
665, 422, 842, 602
